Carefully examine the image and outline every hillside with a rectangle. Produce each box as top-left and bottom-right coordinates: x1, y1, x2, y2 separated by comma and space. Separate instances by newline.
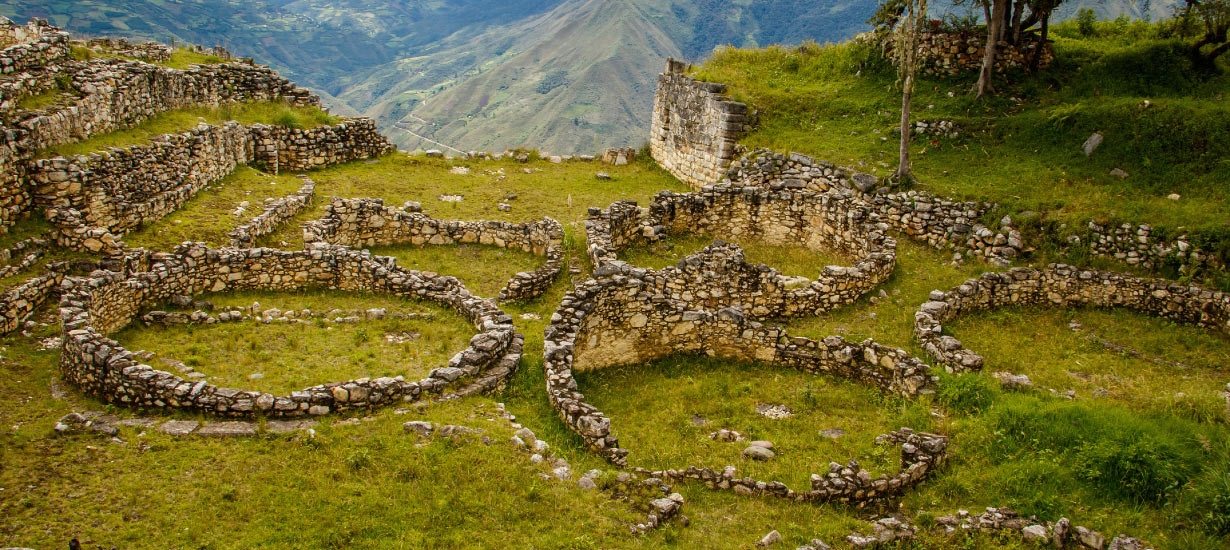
6, 0, 886, 153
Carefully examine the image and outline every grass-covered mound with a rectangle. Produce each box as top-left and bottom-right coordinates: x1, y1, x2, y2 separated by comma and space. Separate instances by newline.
692, 20, 1230, 238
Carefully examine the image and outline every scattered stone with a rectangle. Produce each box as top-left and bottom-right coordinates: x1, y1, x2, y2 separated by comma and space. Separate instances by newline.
438, 194, 463, 202
757, 530, 782, 547
1022, 524, 1049, 544
1082, 132, 1104, 157
993, 371, 1033, 389
819, 428, 846, 439
709, 429, 744, 442
448, 166, 470, 175
1167, 193, 1181, 201
689, 414, 708, 427
743, 445, 775, 461
1109, 168, 1129, 179
497, 203, 512, 212
197, 421, 257, 437
158, 420, 200, 436
595, 172, 612, 180
266, 419, 318, 434
425, 149, 444, 158
755, 403, 794, 419
403, 421, 434, 437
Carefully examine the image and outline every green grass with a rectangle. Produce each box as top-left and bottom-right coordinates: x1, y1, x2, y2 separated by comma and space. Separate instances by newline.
161, 48, 225, 69
14, 90, 64, 112
36, 102, 341, 159
121, 166, 307, 250
116, 290, 473, 395
577, 355, 926, 489
691, 24, 1230, 236
370, 244, 545, 299
2, 97, 1230, 547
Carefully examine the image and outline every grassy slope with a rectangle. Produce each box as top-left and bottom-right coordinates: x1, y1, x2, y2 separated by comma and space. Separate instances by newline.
692, 21, 1230, 237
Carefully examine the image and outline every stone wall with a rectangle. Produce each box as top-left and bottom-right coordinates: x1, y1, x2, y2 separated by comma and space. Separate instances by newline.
585, 185, 897, 317
882, 31, 1054, 76
0, 18, 70, 75
649, 59, 750, 189
228, 177, 315, 247
0, 266, 63, 333
83, 38, 173, 63
914, 264, 1230, 372
29, 122, 252, 233
250, 119, 395, 173
724, 149, 1022, 266
542, 256, 937, 467
304, 198, 564, 301
15, 58, 317, 156
58, 244, 522, 417
28, 120, 394, 239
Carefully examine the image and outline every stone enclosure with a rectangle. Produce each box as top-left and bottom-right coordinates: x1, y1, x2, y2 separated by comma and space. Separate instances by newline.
303, 197, 565, 301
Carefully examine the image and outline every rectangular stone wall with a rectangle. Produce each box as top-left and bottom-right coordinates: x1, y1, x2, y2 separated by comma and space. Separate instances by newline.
649, 59, 750, 189
250, 119, 395, 173
0, 18, 70, 75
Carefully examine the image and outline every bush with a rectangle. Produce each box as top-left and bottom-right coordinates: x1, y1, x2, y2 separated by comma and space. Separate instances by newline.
1073, 437, 1186, 503
1182, 451, 1230, 535
1076, 8, 1098, 37
936, 372, 999, 414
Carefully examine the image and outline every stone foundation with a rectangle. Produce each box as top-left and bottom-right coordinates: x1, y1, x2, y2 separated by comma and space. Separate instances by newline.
57, 243, 523, 418
914, 264, 1230, 372
228, 177, 316, 247
28, 120, 393, 237
304, 198, 564, 301
585, 185, 896, 317
649, 59, 750, 189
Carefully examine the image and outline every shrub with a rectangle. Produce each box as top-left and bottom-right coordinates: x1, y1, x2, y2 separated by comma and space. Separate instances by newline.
1073, 437, 1185, 503
1182, 450, 1230, 535
936, 372, 999, 415
1076, 8, 1098, 37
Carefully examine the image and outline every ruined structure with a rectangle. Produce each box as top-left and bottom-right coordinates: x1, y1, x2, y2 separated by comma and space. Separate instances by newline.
649, 59, 750, 189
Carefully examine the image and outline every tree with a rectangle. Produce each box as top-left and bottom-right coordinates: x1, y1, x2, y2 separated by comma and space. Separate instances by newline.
1178, 0, 1230, 70
893, 0, 928, 183
974, 0, 1009, 97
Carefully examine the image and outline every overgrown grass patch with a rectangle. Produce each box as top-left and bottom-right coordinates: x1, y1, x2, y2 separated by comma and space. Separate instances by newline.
115, 290, 474, 395
369, 244, 544, 299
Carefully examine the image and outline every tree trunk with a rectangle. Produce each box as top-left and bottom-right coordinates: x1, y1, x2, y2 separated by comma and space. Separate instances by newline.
975, 0, 1008, 98
1010, 0, 1025, 44
1030, 11, 1050, 73
897, 73, 914, 182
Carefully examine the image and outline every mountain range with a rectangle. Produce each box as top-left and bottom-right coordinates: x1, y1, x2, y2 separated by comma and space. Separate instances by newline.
3, 0, 1170, 153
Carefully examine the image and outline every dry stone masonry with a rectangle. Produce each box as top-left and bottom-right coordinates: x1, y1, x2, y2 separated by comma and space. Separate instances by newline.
585, 185, 897, 317
228, 177, 316, 247
57, 243, 523, 418
650, 59, 751, 189
879, 31, 1054, 76
914, 264, 1230, 372
304, 197, 564, 301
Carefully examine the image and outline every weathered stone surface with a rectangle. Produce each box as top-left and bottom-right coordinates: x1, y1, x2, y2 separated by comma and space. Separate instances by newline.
197, 421, 257, 437
158, 420, 200, 436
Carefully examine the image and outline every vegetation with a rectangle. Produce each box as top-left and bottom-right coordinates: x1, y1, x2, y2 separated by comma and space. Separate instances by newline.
692, 20, 1230, 238
35, 102, 340, 159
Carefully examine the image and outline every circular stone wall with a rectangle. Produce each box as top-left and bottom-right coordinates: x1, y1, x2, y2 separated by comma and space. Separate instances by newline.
914, 264, 1230, 372
585, 185, 895, 318
58, 243, 522, 417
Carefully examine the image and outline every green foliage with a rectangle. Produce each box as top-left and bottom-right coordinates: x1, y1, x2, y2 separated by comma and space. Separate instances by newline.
1073, 437, 1186, 503
1182, 451, 1230, 535
1076, 8, 1098, 37
69, 45, 94, 61
936, 373, 1000, 415
535, 69, 569, 95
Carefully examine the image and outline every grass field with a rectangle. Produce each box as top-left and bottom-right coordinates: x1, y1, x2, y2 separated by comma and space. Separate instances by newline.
2, 20, 1230, 550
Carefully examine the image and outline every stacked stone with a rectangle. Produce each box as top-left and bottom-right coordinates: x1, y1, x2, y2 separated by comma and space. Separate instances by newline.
543, 253, 937, 466
29, 122, 252, 233
1078, 221, 1222, 274
719, 149, 1022, 266
649, 58, 750, 190
249, 119, 394, 173
640, 428, 946, 506
585, 185, 897, 317
0, 264, 64, 333
0, 18, 70, 75
43, 207, 125, 255
228, 178, 316, 247
56, 243, 523, 418
83, 38, 173, 63
881, 32, 1054, 76
933, 508, 1153, 549
15, 56, 317, 155
0, 235, 46, 278
915, 264, 1230, 372
304, 198, 564, 301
